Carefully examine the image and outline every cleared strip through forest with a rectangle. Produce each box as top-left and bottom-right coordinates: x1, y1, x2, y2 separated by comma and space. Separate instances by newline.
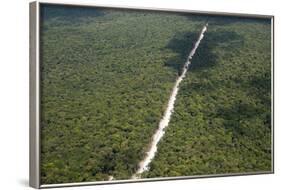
132, 23, 209, 179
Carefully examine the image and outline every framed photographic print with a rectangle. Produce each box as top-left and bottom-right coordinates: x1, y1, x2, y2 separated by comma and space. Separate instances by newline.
29, 1, 274, 188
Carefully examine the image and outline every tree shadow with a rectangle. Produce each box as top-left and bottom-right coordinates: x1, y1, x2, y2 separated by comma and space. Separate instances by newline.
190, 30, 244, 72
181, 14, 271, 26
40, 4, 106, 25
164, 32, 199, 75
249, 73, 271, 104
248, 74, 271, 128
208, 16, 271, 26
217, 100, 264, 122
164, 29, 244, 74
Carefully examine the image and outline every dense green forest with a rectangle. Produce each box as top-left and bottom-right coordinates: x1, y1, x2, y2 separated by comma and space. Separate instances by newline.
40, 5, 206, 184
143, 17, 272, 178
40, 4, 272, 184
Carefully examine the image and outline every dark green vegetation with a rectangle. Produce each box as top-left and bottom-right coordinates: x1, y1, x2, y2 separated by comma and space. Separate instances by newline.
40, 5, 206, 184
40, 4, 272, 184
144, 17, 272, 178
